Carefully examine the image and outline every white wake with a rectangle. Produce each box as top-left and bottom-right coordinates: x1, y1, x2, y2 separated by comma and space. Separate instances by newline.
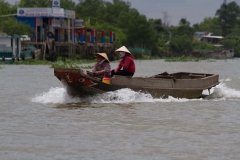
32, 79, 240, 104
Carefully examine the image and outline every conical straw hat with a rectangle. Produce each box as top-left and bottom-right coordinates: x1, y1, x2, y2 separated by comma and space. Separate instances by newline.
115, 46, 131, 55
94, 53, 109, 62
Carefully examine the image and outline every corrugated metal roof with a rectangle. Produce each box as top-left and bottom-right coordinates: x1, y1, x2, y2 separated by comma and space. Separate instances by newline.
0, 33, 25, 38
11, 34, 25, 38
203, 35, 223, 39
0, 32, 8, 36
0, 33, 11, 38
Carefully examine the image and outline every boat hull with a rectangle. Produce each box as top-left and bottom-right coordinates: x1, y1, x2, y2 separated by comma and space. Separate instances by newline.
54, 68, 220, 99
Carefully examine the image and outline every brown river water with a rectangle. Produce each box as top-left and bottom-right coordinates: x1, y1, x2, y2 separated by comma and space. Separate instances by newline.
1, 59, 240, 160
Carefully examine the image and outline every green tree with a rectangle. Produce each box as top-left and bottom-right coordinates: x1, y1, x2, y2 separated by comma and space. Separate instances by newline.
228, 24, 240, 36
0, 17, 32, 35
18, 0, 76, 8
170, 35, 193, 56
75, 0, 104, 19
103, 1, 158, 50
148, 19, 164, 34
192, 41, 216, 52
19, 0, 51, 7
215, 1, 240, 36
0, 0, 16, 15
61, 0, 76, 10
119, 9, 153, 47
148, 18, 170, 56
179, 18, 190, 26
220, 35, 240, 57
192, 23, 201, 32
176, 25, 194, 37
0, 0, 32, 35
198, 17, 222, 35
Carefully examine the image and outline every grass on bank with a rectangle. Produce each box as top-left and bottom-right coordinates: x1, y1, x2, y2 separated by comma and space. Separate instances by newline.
163, 56, 209, 62
13, 57, 95, 69
141, 54, 210, 62
8, 55, 220, 69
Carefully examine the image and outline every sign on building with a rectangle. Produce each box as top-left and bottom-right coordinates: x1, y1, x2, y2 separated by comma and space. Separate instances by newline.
52, 0, 60, 8
17, 8, 52, 17
52, 8, 64, 17
74, 19, 84, 27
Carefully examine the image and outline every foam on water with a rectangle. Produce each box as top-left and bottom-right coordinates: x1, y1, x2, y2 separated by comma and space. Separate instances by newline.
206, 81, 240, 99
32, 79, 240, 104
31, 87, 81, 104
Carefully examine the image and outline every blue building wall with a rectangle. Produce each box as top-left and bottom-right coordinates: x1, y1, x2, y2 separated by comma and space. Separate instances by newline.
15, 16, 35, 40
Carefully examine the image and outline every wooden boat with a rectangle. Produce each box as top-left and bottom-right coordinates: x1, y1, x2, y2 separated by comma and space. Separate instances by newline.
54, 68, 220, 99
192, 49, 234, 59
18, 45, 40, 60
0, 46, 39, 64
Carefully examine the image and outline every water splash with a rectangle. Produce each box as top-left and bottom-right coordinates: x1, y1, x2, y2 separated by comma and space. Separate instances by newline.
32, 79, 240, 104
206, 82, 240, 99
32, 87, 81, 104
90, 88, 154, 103
32, 88, 155, 104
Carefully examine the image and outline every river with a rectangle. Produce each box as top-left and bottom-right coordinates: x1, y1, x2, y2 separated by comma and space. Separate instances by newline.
0, 59, 240, 160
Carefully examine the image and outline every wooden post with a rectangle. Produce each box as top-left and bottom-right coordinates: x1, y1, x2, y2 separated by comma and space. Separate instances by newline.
68, 18, 70, 43
43, 42, 46, 59
72, 18, 76, 55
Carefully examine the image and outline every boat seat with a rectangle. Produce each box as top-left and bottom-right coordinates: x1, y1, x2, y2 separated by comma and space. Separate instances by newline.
151, 72, 173, 79
189, 73, 206, 79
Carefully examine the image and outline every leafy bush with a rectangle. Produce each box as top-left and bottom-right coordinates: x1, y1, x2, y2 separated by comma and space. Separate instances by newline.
220, 35, 240, 57
170, 35, 193, 56
192, 41, 216, 52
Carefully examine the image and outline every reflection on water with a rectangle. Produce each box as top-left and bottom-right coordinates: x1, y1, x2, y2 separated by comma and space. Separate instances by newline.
55, 103, 109, 109
55, 103, 95, 109
55, 103, 134, 110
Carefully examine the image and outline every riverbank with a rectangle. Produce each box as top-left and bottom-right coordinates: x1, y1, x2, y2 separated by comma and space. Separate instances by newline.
1, 55, 235, 69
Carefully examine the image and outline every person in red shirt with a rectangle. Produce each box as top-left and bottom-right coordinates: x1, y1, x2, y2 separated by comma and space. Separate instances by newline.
111, 46, 135, 77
